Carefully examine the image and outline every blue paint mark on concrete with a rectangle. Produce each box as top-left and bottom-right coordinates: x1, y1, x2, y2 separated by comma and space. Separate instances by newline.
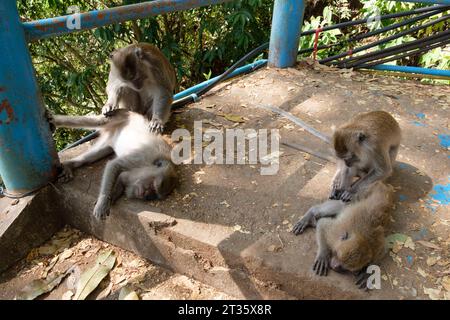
430, 182, 450, 205
399, 194, 408, 202
438, 134, 450, 148
398, 163, 408, 170
425, 200, 438, 213
415, 113, 425, 119
407, 255, 413, 265
411, 121, 426, 127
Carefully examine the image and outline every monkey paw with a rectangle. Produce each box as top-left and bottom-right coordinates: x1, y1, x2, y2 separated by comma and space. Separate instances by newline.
355, 269, 370, 291
149, 119, 164, 134
102, 103, 119, 116
292, 214, 315, 235
329, 187, 343, 200
93, 196, 111, 220
339, 190, 355, 202
313, 253, 330, 276
45, 109, 56, 133
58, 164, 74, 183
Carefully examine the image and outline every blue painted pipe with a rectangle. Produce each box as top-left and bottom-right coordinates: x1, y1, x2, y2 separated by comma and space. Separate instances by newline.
268, 0, 305, 68
367, 64, 450, 78
174, 59, 268, 100
0, 2, 59, 195
23, 0, 233, 42
394, 1, 450, 4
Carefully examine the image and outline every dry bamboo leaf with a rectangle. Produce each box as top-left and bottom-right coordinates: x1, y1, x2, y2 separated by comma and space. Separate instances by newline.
119, 286, 139, 300
17, 271, 69, 300
73, 250, 116, 300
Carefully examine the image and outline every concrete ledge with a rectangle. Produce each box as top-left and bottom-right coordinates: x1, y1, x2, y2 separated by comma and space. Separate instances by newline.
0, 187, 64, 272
56, 179, 387, 299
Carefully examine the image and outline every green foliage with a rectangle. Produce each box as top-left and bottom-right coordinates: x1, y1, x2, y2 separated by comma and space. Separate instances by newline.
18, 0, 272, 149
16, 0, 449, 149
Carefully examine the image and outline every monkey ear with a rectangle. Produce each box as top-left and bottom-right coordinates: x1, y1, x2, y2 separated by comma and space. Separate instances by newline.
109, 50, 117, 59
134, 47, 144, 60
357, 132, 366, 143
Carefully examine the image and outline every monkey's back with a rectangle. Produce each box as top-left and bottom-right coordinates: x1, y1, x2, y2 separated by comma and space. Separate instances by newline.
333, 182, 393, 237
348, 111, 401, 145
137, 43, 177, 91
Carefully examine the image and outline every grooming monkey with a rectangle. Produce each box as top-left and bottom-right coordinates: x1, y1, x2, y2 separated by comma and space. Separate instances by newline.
292, 181, 394, 289
280, 109, 401, 202
53, 110, 178, 220
103, 43, 177, 133
330, 111, 401, 202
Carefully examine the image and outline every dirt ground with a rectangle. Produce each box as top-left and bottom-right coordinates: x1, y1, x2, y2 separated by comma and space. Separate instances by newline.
0, 226, 235, 300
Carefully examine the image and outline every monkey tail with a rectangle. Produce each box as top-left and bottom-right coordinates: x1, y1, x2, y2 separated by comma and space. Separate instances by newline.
53, 111, 129, 130
53, 115, 107, 129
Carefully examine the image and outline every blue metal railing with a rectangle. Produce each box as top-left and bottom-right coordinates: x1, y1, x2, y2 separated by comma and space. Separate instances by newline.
0, 0, 448, 195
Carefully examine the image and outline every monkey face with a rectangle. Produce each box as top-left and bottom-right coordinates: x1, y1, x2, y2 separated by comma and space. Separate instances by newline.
333, 130, 367, 167
125, 159, 177, 201
111, 46, 147, 91
332, 233, 372, 273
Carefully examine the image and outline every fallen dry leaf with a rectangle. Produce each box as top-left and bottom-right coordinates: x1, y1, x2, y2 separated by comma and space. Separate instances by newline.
417, 267, 428, 278
417, 240, 441, 250
17, 270, 70, 300
62, 290, 74, 300
73, 250, 116, 300
423, 287, 442, 300
119, 286, 139, 300
96, 282, 113, 300
222, 114, 245, 123
426, 256, 440, 267
442, 276, 450, 292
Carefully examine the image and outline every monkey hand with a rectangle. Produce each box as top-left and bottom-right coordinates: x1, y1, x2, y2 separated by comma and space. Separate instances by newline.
102, 102, 119, 116
93, 195, 111, 220
339, 190, 355, 202
292, 214, 315, 235
58, 163, 74, 183
329, 188, 344, 200
355, 267, 370, 291
45, 108, 56, 133
149, 119, 164, 134
313, 252, 330, 276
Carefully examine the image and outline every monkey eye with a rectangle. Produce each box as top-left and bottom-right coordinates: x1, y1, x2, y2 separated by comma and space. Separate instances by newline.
154, 159, 166, 168
341, 232, 349, 241
357, 132, 366, 142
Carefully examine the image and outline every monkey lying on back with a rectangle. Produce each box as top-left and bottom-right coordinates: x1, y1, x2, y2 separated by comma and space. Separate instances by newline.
293, 181, 394, 289
330, 111, 401, 202
103, 43, 177, 133
53, 110, 178, 220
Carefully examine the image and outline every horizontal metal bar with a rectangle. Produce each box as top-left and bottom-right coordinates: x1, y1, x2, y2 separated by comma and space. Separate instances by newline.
366, 64, 450, 78
393, 1, 450, 4
23, 0, 233, 42
173, 59, 268, 100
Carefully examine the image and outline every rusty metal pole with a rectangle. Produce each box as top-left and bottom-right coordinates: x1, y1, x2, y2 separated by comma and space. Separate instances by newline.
268, 0, 305, 68
0, 1, 59, 196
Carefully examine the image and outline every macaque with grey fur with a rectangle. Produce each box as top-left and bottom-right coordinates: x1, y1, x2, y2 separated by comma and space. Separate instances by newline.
330, 111, 401, 202
293, 181, 394, 289
103, 43, 177, 133
52, 110, 178, 220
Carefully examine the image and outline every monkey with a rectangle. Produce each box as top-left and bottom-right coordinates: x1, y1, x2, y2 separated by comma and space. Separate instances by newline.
52, 109, 178, 220
263, 106, 400, 203
292, 181, 394, 289
330, 111, 401, 202
103, 43, 177, 133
